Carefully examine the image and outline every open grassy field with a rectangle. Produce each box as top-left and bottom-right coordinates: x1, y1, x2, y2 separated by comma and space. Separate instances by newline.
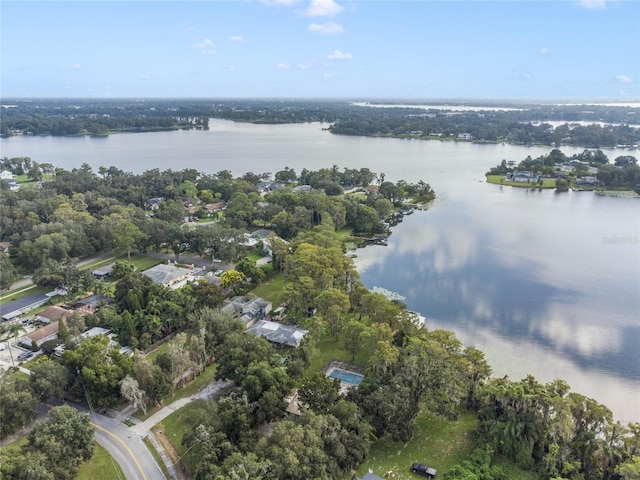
76, 443, 125, 480
349, 409, 478, 480
486, 174, 557, 188
250, 273, 285, 305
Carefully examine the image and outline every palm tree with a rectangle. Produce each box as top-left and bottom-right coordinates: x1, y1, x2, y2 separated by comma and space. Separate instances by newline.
6, 321, 26, 367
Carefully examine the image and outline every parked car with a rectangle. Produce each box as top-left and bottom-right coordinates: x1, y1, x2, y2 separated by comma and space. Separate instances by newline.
17, 351, 34, 360
411, 463, 437, 478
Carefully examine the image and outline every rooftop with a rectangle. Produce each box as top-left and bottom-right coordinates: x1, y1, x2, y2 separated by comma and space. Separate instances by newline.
245, 320, 308, 348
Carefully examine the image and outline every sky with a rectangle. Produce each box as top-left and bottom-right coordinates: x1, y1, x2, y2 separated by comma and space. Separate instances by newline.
1, 0, 639, 100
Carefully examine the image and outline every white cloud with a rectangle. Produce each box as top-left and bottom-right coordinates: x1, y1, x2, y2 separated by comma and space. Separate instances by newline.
578, 0, 607, 9
297, 62, 312, 69
615, 74, 633, 83
323, 73, 332, 78
277, 63, 290, 69
193, 39, 214, 48
229, 35, 244, 42
302, 0, 343, 17
327, 49, 352, 60
228, 66, 237, 72
539, 47, 550, 55
521, 73, 532, 80
73, 63, 81, 70
307, 22, 343, 34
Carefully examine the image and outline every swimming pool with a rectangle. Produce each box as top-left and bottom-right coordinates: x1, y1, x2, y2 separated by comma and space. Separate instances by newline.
328, 368, 364, 385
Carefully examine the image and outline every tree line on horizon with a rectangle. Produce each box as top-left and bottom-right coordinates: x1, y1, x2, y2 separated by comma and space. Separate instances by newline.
2, 99, 639, 148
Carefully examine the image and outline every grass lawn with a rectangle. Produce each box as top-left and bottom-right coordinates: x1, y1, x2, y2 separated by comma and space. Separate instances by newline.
128, 253, 165, 271
486, 174, 557, 188
348, 409, 478, 480
245, 251, 264, 263
304, 330, 368, 375
250, 273, 285, 305
133, 362, 219, 421
335, 226, 355, 239
155, 399, 208, 459
76, 443, 125, 480
0, 285, 49, 303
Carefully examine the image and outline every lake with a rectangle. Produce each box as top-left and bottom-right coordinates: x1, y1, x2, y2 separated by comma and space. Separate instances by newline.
2, 119, 639, 423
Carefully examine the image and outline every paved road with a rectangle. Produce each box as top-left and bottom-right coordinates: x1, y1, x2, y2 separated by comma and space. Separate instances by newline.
2, 251, 116, 294
130, 380, 232, 437
61, 400, 166, 480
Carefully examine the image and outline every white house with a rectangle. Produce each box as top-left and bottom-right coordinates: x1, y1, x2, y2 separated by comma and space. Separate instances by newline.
0, 170, 15, 180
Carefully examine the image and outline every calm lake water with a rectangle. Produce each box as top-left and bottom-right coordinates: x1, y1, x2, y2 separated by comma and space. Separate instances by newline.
2, 119, 639, 423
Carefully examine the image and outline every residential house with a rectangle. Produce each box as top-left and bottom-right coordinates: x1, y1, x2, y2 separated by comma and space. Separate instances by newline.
54, 327, 133, 357
242, 229, 275, 249
142, 263, 194, 289
0, 170, 14, 180
364, 185, 380, 196
34, 305, 72, 325
73, 294, 112, 313
507, 171, 540, 183
92, 263, 114, 280
576, 176, 598, 187
1, 293, 50, 321
203, 201, 226, 213
292, 184, 313, 193
146, 197, 164, 211
19, 317, 68, 348
245, 320, 308, 348
221, 295, 272, 329
0, 241, 10, 254
284, 389, 303, 416
457, 133, 473, 140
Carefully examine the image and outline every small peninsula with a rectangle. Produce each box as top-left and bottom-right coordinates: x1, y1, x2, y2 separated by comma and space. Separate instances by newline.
486, 148, 640, 193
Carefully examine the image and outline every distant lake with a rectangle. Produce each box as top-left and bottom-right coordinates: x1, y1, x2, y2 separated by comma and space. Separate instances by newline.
2, 119, 639, 423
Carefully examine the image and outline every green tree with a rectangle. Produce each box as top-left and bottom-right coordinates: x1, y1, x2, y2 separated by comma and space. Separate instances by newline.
0, 254, 17, 290
0, 371, 38, 438
298, 371, 341, 414
24, 405, 94, 480
29, 358, 69, 402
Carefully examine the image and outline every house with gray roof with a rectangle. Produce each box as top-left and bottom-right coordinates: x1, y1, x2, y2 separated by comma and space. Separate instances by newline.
221, 296, 272, 329
142, 263, 193, 288
1, 293, 49, 321
245, 320, 308, 348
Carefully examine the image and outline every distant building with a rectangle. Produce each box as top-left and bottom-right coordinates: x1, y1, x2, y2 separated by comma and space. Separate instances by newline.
457, 133, 473, 140
92, 263, 114, 280
0, 170, 14, 180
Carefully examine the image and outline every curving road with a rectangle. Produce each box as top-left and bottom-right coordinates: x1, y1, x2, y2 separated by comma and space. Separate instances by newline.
91, 411, 166, 480
52, 399, 166, 480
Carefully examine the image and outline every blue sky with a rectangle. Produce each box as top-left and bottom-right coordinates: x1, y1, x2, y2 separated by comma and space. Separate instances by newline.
1, 0, 639, 100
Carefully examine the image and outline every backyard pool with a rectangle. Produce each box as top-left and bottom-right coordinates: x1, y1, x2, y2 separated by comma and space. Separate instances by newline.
328, 368, 364, 385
